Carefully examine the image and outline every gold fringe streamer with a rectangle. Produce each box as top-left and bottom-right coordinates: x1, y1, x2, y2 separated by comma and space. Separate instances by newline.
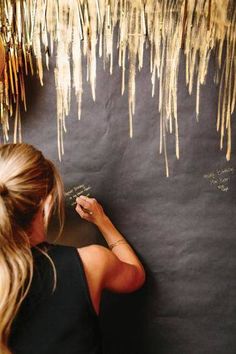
0, 0, 235, 176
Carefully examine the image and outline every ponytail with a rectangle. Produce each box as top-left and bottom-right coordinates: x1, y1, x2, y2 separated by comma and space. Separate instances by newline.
0, 143, 65, 353
0, 191, 33, 354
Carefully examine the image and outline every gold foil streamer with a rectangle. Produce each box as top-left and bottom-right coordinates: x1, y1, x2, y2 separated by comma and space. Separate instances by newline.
0, 0, 235, 176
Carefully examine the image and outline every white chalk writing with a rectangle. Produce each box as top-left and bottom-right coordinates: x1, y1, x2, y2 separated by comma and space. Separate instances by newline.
204, 167, 234, 192
65, 184, 92, 206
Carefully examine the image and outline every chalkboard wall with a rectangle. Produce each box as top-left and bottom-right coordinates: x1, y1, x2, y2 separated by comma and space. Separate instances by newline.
6, 43, 236, 354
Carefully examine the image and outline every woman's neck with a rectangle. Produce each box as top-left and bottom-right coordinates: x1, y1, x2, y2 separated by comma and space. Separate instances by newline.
28, 210, 46, 247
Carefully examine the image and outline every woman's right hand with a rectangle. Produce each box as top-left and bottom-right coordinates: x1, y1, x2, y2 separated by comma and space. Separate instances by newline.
75, 195, 107, 227
76, 194, 146, 310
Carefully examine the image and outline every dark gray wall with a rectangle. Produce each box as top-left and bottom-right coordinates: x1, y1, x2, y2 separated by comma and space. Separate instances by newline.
7, 43, 236, 354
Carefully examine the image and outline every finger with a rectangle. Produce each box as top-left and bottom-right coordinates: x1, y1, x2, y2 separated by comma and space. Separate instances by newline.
76, 202, 93, 216
75, 204, 85, 217
83, 208, 94, 215
76, 195, 92, 204
75, 204, 93, 220
76, 196, 91, 209
80, 195, 96, 205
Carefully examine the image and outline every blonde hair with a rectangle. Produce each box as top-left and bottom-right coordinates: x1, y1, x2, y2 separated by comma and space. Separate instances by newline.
0, 143, 65, 354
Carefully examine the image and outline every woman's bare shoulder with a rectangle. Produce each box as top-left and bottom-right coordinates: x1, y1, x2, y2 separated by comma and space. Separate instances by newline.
76, 244, 110, 268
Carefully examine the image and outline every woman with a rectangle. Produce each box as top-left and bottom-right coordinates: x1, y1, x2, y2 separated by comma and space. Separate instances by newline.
0, 143, 145, 354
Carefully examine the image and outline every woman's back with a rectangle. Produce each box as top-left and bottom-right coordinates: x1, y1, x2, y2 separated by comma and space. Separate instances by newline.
0, 143, 145, 354
9, 242, 103, 354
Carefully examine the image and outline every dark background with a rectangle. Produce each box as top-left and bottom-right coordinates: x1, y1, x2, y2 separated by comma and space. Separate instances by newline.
6, 41, 236, 354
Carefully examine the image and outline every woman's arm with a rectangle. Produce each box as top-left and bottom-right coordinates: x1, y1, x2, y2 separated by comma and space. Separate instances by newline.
76, 195, 146, 314
98, 215, 146, 291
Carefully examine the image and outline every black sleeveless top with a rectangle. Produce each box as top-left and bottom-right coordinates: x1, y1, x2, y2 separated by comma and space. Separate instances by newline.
9, 242, 103, 354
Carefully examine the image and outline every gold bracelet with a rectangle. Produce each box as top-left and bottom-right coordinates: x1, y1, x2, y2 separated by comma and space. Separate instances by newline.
108, 239, 127, 250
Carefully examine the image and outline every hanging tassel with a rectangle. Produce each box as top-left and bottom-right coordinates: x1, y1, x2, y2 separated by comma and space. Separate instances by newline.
0, 0, 235, 176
